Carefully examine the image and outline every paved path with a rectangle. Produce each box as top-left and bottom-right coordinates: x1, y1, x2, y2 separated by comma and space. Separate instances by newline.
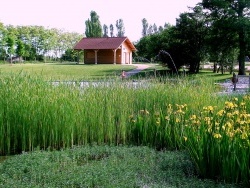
125, 64, 152, 77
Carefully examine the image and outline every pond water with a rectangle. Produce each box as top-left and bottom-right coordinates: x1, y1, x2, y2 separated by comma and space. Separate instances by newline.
216, 77, 250, 94
52, 80, 151, 89
52, 77, 250, 95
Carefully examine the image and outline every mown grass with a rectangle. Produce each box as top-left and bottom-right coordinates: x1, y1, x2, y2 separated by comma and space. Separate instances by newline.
0, 62, 136, 80
0, 145, 238, 188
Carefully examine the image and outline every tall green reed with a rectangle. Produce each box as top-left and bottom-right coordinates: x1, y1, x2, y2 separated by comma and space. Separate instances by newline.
0, 73, 220, 155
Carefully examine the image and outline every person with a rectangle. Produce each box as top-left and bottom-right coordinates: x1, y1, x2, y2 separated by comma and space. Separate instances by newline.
231, 72, 238, 91
121, 70, 126, 80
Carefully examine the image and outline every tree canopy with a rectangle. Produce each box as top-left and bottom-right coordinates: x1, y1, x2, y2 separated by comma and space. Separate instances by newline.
0, 22, 83, 62
116, 19, 125, 37
135, 2, 250, 75
201, 0, 250, 75
85, 11, 102, 37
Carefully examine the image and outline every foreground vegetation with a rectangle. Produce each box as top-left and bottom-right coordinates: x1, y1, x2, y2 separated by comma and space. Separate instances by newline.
0, 64, 248, 187
0, 146, 238, 188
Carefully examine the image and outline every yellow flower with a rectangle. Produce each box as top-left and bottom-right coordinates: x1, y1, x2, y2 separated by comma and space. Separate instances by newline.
165, 116, 170, 121
207, 106, 214, 112
232, 110, 239, 116
208, 128, 212, 133
227, 132, 234, 138
217, 110, 225, 116
233, 97, 238, 101
140, 110, 149, 115
175, 118, 181, 123
225, 101, 235, 109
241, 132, 248, 140
176, 109, 185, 114
240, 102, 246, 106
190, 115, 197, 120
240, 121, 245, 125
226, 122, 233, 129
240, 113, 248, 119
167, 104, 173, 113
204, 117, 212, 125
213, 133, 222, 139
183, 136, 188, 142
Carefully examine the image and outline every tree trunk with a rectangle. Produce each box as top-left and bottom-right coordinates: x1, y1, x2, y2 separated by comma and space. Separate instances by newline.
238, 29, 246, 75
238, 7, 246, 75
213, 62, 217, 73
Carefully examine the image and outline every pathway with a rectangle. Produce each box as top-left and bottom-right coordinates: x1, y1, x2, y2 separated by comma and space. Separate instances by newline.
125, 64, 152, 77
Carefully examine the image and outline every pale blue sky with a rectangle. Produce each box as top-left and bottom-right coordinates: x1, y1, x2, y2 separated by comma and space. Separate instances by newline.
0, 0, 200, 42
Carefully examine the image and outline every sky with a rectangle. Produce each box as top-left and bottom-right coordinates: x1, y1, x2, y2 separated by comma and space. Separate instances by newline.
0, 0, 201, 42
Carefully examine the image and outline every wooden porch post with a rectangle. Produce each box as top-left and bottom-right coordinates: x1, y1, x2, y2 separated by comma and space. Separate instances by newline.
113, 49, 117, 64
94, 50, 99, 64
77, 51, 79, 64
129, 52, 132, 64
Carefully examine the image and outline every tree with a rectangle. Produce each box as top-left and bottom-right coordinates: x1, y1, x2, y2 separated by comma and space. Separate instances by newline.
85, 11, 102, 37
173, 5, 209, 73
206, 18, 238, 74
110, 24, 114, 37
153, 23, 158, 33
158, 26, 164, 33
135, 27, 172, 62
147, 25, 153, 35
202, 0, 250, 75
142, 18, 148, 37
61, 48, 83, 62
5, 25, 17, 63
164, 23, 170, 29
16, 39, 25, 61
0, 22, 7, 60
103, 24, 108, 37
116, 19, 125, 37
6, 34, 15, 63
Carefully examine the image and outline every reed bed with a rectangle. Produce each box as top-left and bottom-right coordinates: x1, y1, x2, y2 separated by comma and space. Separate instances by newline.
0, 72, 248, 186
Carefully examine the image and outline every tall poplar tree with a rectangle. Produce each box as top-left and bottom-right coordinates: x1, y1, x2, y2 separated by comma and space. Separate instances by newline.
116, 19, 125, 37
85, 11, 102, 37
110, 24, 114, 37
103, 24, 108, 37
142, 18, 148, 37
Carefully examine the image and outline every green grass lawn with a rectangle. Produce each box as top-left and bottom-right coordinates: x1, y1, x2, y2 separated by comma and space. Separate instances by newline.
0, 62, 136, 81
0, 61, 233, 82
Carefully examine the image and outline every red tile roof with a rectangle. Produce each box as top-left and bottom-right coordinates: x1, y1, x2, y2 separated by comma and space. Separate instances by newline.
74, 37, 136, 51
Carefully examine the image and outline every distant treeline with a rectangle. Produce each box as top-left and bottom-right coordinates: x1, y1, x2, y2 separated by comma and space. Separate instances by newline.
0, 23, 83, 63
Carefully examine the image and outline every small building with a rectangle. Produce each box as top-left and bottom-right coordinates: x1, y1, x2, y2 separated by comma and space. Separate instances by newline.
74, 37, 136, 64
